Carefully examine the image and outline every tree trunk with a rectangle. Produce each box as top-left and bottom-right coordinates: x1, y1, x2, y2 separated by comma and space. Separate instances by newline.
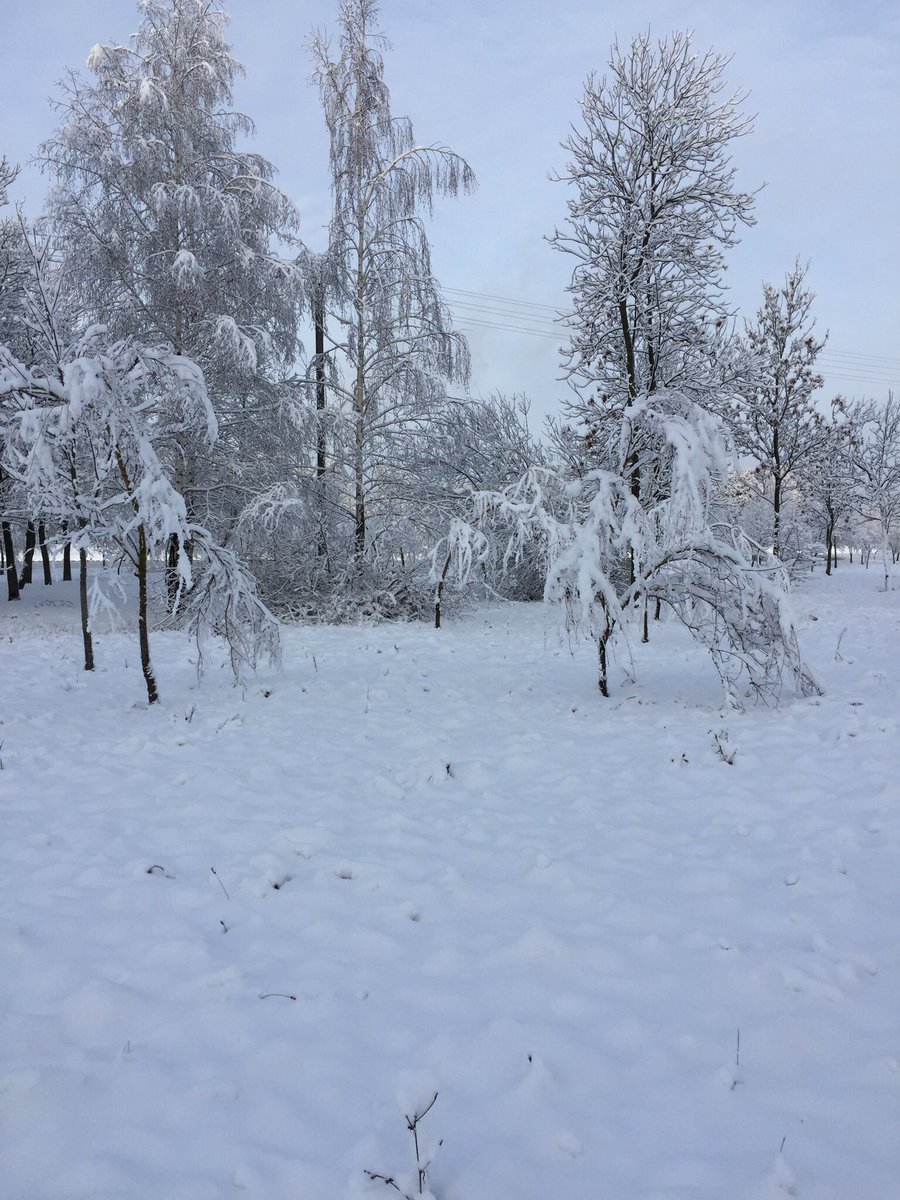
19, 521, 36, 587
38, 522, 52, 585
63, 538, 72, 582
597, 631, 609, 698
354, 350, 366, 562
772, 473, 782, 560
2, 520, 19, 600
434, 549, 452, 629
79, 546, 94, 672
138, 526, 159, 704
166, 532, 180, 608
315, 289, 329, 564
881, 531, 891, 592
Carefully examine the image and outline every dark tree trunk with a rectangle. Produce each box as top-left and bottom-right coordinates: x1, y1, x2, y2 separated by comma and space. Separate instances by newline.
19, 521, 36, 587
38, 522, 52, 585
597, 632, 609, 698
772, 473, 782, 560
166, 532, 180, 609
165, 531, 193, 610
63, 537, 72, 582
434, 549, 452, 629
138, 526, 159, 704
2, 520, 19, 600
79, 546, 94, 671
315, 290, 329, 564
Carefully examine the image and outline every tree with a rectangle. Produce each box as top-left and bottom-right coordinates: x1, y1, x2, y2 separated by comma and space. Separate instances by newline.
3, 329, 280, 701
727, 260, 828, 561
0, 157, 27, 600
796, 400, 858, 574
550, 32, 755, 441
311, 0, 474, 582
2, 223, 279, 702
445, 33, 817, 704
447, 398, 819, 704
851, 394, 900, 590
41, 0, 303, 574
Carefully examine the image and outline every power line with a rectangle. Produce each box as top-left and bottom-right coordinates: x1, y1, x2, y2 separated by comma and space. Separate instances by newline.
441, 283, 898, 390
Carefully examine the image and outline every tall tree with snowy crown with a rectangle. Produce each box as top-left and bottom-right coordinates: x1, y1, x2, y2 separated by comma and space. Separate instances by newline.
445, 32, 819, 704
311, 0, 474, 582
41, 0, 302, 562
551, 31, 756, 448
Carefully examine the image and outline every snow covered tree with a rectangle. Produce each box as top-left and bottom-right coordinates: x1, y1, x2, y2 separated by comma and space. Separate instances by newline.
0, 157, 25, 600
726, 261, 828, 561
445, 397, 819, 704
430, 394, 550, 621
0, 159, 29, 357
550, 32, 755, 449
441, 33, 817, 704
2, 236, 279, 702
41, 0, 303, 573
795, 399, 858, 574
311, 0, 474, 588
850, 394, 900, 590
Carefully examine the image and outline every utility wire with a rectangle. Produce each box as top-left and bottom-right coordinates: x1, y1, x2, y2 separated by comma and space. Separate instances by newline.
441, 283, 899, 390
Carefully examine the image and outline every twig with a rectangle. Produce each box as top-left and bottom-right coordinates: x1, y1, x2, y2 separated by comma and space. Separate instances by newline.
363, 1171, 408, 1197
834, 626, 847, 661
210, 866, 230, 899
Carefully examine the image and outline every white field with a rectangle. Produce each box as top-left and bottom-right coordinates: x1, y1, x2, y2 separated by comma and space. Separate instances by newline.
1, 562, 898, 1200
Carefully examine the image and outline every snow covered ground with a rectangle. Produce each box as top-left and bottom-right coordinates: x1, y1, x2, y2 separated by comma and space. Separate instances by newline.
1, 563, 898, 1200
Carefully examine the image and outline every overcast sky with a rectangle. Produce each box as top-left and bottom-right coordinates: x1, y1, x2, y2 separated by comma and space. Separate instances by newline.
2, 0, 899, 420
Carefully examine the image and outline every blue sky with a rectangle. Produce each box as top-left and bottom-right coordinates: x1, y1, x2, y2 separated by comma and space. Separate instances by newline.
2, 0, 899, 419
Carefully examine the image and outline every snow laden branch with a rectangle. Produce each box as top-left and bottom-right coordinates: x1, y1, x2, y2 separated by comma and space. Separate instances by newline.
180, 530, 281, 684
440, 396, 820, 706
1, 329, 280, 703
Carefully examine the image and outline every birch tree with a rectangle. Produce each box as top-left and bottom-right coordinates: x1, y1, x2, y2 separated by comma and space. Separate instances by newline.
311, 0, 474, 587
0, 158, 27, 598
41, 0, 303, 569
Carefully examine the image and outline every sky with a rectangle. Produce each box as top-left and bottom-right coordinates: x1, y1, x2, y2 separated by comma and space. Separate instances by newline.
2, 0, 900, 422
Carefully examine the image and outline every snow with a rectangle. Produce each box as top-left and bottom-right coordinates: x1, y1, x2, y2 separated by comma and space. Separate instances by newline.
1, 563, 898, 1199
